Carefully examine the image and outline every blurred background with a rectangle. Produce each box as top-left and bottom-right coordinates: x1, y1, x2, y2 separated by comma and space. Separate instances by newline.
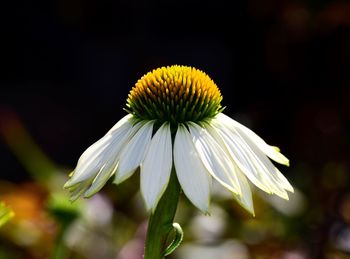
1, 0, 349, 258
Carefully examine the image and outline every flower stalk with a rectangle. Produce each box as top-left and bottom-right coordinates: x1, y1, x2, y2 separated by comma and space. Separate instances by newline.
144, 168, 182, 259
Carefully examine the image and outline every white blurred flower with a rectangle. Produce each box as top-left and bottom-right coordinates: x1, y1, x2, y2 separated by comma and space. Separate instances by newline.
175, 239, 250, 259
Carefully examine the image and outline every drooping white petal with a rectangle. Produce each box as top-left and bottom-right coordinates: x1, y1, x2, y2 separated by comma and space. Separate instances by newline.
231, 164, 254, 215
248, 142, 294, 195
208, 120, 274, 194
174, 124, 211, 213
63, 136, 113, 189
65, 118, 134, 189
213, 115, 293, 198
81, 121, 149, 196
114, 121, 154, 184
273, 167, 294, 193
242, 139, 294, 195
107, 114, 134, 135
141, 123, 173, 211
83, 162, 117, 198
217, 113, 289, 166
188, 122, 242, 196
72, 115, 134, 179
68, 179, 93, 201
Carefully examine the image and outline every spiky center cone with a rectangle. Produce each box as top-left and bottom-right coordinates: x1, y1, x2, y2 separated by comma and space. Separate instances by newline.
126, 65, 223, 126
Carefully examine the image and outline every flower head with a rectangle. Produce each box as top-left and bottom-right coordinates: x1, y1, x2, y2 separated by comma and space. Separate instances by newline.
126, 65, 223, 125
64, 65, 293, 215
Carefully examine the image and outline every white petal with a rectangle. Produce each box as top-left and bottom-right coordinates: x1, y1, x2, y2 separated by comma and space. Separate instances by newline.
107, 114, 134, 135
232, 164, 254, 215
217, 113, 289, 166
223, 115, 293, 193
213, 115, 293, 198
82, 121, 148, 195
65, 117, 134, 187
69, 180, 93, 201
243, 140, 293, 195
141, 123, 173, 211
73, 114, 134, 179
174, 124, 211, 213
274, 167, 294, 193
209, 120, 273, 194
64, 136, 113, 188
188, 122, 242, 195
114, 121, 154, 184
83, 161, 117, 198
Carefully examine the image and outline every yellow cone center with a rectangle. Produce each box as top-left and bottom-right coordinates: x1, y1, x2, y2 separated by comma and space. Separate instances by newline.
126, 65, 223, 124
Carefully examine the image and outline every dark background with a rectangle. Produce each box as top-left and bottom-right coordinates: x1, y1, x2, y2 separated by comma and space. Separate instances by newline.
0, 0, 349, 258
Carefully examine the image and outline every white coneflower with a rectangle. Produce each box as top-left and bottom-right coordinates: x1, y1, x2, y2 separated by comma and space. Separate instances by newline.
64, 65, 293, 215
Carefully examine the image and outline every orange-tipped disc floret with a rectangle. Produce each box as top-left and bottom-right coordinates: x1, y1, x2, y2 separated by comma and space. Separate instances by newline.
126, 65, 223, 125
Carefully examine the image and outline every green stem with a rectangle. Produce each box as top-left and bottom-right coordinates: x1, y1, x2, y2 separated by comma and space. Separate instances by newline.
51, 222, 70, 259
144, 168, 181, 259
